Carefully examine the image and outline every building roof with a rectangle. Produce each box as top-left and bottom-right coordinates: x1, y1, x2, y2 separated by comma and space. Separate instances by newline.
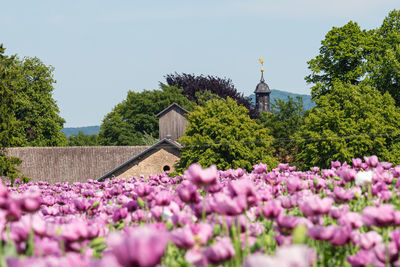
6, 146, 149, 184
254, 72, 271, 94
97, 138, 181, 181
156, 103, 189, 118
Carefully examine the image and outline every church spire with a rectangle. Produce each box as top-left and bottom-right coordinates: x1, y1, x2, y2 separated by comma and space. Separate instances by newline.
254, 58, 271, 112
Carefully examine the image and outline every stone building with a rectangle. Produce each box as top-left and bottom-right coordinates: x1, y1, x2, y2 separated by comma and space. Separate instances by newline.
6, 103, 189, 183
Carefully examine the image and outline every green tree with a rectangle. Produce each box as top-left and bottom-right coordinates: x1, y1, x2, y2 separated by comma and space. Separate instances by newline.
99, 85, 195, 146
177, 97, 278, 172
306, 9, 400, 106
366, 9, 400, 105
258, 96, 306, 163
0, 45, 23, 182
68, 131, 100, 146
305, 21, 372, 99
10, 57, 67, 146
293, 82, 400, 170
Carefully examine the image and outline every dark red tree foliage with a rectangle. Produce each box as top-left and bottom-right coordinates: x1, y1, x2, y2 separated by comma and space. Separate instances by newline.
164, 73, 258, 118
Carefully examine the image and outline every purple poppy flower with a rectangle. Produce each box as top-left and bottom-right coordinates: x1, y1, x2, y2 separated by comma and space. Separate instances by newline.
211, 193, 245, 216
10, 218, 30, 243
91, 254, 122, 267
6, 201, 22, 222
73, 197, 91, 212
18, 190, 41, 212
261, 200, 283, 219
329, 204, 350, 219
298, 195, 333, 217
274, 234, 292, 246
252, 162, 268, 174
177, 181, 201, 204
206, 182, 222, 193
307, 225, 336, 241
338, 212, 363, 229
286, 176, 303, 194
155, 190, 172, 206
379, 190, 392, 201
347, 250, 375, 267
171, 225, 195, 249
0, 181, 8, 198
352, 231, 382, 250
275, 245, 316, 267
374, 242, 398, 264
390, 229, 400, 250
371, 182, 388, 195
41, 195, 55, 206
228, 179, 259, 207
362, 204, 396, 227
185, 249, 207, 267
7, 258, 48, 267
245, 245, 315, 267
330, 226, 351, 246
276, 215, 312, 235
191, 199, 214, 218
351, 158, 362, 170
134, 183, 153, 197
243, 254, 277, 267
203, 237, 235, 265
190, 222, 213, 245
184, 163, 218, 187
334, 187, 354, 202
123, 200, 139, 212
337, 167, 357, 182
31, 214, 46, 236
112, 207, 128, 222
34, 237, 61, 257
331, 160, 341, 169
61, 220, 89, 242
279, 195, 295, 209
322, 169, 336, 178
392, 165, 400, 178
364, 155, 379, 168
108, 226, 169, 267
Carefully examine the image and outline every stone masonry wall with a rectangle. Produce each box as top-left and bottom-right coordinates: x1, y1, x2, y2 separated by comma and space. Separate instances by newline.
116, 148, 179, 178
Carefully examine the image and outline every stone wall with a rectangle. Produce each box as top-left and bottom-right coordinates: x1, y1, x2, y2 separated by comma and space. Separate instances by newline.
114, 145, 180, 179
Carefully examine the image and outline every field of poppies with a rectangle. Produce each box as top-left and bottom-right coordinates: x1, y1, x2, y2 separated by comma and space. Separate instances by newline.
1, 156, 400, 266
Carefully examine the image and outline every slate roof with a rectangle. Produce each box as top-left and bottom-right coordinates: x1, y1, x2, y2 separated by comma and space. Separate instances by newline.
156, 103, 189, 118
6, 146, 149, 184
254, 73, 271, 94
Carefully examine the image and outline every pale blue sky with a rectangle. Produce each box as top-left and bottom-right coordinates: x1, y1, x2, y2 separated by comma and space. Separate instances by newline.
1, 0, 398, 127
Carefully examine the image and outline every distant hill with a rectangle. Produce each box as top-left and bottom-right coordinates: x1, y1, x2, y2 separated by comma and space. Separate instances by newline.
61, 126, 100, 137
248, 89, 315, 110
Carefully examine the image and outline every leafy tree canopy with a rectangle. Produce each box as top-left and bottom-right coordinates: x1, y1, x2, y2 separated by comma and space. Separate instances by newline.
11, 57, 67, 146
68, 131, 100, 146
0, 45, 23, 182
177, 97, 278, 172
366, 9, 400, 105
99, 85, 195, 146
164, 73, 257, 117
306, 9, 400, 105
306, 21, 373, 98
293, 82, 400, 170
258, 96, 306, 163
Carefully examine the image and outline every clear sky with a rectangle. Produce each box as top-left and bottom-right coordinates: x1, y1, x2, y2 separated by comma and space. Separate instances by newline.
1, 0, 398, 127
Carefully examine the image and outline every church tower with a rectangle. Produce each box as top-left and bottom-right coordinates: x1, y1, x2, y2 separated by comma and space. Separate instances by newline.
254, 59, 271, 113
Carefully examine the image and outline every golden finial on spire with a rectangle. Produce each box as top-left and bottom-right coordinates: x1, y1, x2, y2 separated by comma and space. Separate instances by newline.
259, 58, 264, 72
